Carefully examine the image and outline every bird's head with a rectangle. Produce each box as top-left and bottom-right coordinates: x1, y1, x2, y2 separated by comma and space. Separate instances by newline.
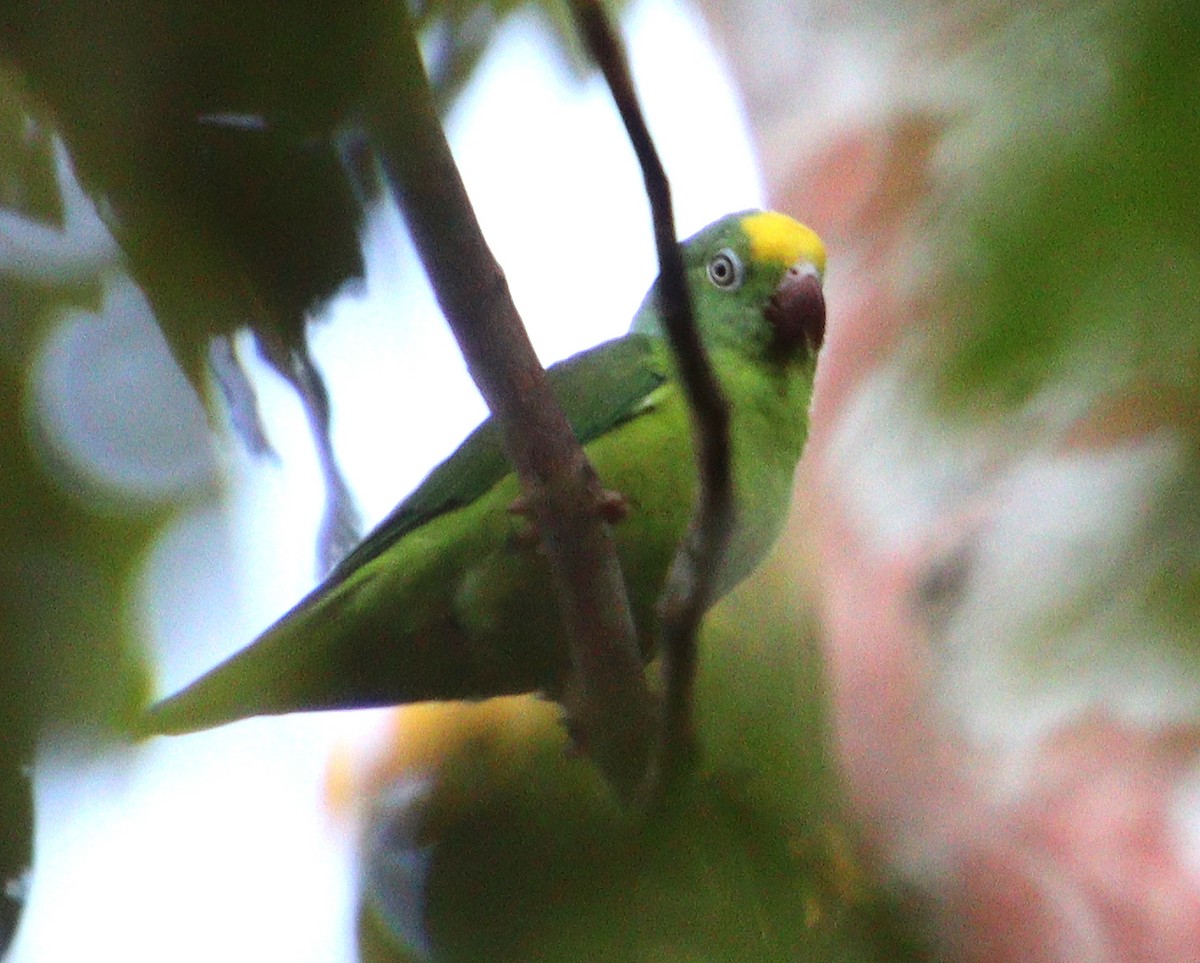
631, 209, 827, 364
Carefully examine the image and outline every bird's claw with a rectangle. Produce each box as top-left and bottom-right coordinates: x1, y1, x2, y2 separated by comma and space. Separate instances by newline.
506, 489, 630, 534
596, 488, 630, 525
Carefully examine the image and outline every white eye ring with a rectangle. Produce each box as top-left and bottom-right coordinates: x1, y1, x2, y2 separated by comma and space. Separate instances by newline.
706, 249, 744, 290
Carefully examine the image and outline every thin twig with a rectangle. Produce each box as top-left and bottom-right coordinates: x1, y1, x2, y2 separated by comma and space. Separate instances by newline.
570, 0, 735, 795
362, 3, 657, 802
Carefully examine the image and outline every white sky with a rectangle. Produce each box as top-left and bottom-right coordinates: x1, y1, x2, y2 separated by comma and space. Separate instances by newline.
11, 1, 764, 960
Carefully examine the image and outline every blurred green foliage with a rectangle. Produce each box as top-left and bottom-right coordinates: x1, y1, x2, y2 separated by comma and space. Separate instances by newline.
0, 75, 152, 955
0, 81, 150, 721
926, 0, 1200, 668
938, 1, 1200, 416
359, 572, 924, 962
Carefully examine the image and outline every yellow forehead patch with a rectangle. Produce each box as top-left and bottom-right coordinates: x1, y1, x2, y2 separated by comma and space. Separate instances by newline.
742, 210, 826, 276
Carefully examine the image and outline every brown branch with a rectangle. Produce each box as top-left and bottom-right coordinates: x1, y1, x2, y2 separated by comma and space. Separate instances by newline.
362, 4, 656, 802
570, 0, 735, 793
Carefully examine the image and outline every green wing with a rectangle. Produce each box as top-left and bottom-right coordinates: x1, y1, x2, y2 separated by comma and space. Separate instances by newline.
139, 332, 670, 736
325, 332, 668, 589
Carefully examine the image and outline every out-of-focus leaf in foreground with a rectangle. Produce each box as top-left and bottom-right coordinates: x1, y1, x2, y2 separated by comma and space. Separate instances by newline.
349, 569, 924, 962
920, 2, 1200, 696
936, 4, 1200, 417
0, 70, 155, 957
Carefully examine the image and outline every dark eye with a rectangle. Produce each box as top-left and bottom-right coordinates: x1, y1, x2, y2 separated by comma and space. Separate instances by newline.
706, 249, 743, 290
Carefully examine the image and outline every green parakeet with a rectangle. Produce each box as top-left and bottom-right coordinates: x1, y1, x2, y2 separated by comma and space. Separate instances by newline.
143, 210, 827, 735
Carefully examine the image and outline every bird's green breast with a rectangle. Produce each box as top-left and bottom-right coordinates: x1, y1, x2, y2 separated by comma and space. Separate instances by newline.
714, 348, 814, 595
